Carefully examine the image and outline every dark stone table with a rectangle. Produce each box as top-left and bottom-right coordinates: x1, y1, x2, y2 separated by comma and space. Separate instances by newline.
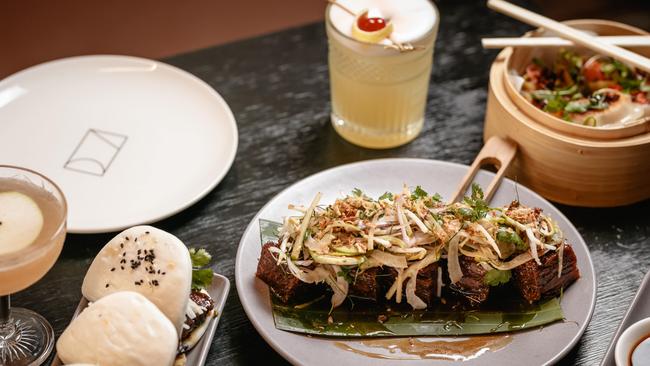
14, 1, 649, 365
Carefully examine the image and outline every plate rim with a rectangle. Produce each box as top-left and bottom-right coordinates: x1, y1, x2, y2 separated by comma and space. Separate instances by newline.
0, 54, 239, 234
235, 157, 597, 366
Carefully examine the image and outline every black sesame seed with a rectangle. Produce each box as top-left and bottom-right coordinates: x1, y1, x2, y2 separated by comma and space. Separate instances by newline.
125, 236, 129, 240
122, 252, 126, 257
121, 266, 124, 270
110, 268, 116, 272
135, 282, 140, 286
120, 243, 124, 248
145, 231, 150, 234
137, 249, 141, 255
105, 283, 109, 288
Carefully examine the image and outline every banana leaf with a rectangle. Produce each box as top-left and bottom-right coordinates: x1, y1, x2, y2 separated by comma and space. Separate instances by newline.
259, 219, 564, 337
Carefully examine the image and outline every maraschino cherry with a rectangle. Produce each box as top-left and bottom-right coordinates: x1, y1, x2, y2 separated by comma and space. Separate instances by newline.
357, 9, 387, 32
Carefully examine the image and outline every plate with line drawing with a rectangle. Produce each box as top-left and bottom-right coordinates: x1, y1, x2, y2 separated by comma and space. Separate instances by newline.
0, 55, 238, 233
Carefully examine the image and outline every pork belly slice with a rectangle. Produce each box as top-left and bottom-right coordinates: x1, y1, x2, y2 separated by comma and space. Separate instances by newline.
181, 290, 215, 341
256, 242, 315, 303
386, 263, 438, 306
448, 256, 490, 305
513, 244, 580, 303
348, 267, 381, 301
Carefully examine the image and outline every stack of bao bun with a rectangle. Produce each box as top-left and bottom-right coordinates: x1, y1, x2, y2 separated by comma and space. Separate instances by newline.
56, 226, 216, 366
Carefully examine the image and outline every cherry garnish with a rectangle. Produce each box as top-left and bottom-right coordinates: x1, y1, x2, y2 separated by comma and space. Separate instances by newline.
357, 12, 387, 32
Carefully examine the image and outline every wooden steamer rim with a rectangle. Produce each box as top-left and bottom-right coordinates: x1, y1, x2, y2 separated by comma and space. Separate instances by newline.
502, 19, 650, 140
486, 46, 650, 207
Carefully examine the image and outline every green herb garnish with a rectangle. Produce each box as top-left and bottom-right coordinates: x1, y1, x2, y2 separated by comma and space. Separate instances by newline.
378, 192, 394, 201
496, 227, 527, 251
189, 248, 213, 290
410, 186, 429, 200
462, 184, 490, 221
484, 269, 512, 286
351, 188, 363, 197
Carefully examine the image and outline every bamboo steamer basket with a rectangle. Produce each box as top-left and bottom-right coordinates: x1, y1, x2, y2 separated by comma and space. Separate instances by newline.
484, 19, 650, 207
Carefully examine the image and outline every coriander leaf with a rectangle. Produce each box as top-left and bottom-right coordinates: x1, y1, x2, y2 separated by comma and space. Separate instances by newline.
378, 192, 394, 201
192, 268, 214, 290
431, 193, 442, 202
351, 188, 363, 197
462, 184, 490, 221
411, 186, 429, 200
484, 269, 512, 286
189, 248, 212, 268
496, 227, 527, 251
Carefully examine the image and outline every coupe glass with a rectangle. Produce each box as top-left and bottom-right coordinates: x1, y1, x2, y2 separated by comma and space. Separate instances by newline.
0, 166, 67, 365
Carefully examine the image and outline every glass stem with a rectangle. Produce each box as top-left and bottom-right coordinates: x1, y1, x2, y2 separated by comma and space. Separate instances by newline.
0, 295, 15, 339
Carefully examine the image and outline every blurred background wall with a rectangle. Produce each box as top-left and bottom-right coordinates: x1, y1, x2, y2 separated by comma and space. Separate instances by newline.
1, 0, 648, 79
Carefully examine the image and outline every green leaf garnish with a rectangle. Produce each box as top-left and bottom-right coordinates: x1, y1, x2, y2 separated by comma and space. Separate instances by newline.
462, 184, 490, 221
192, 268, 214, 290
484, 269, 512, 286
378, 192, 394, 201
496, 227, 527, 251
351, 188, 363, 197
189, 247, 213, 290
411, 186, 429, 200
189, 248, 212, 267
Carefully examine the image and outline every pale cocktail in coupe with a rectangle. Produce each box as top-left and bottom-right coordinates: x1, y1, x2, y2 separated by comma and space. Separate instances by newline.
327, 0, 439, 148
0, 166, 67, 366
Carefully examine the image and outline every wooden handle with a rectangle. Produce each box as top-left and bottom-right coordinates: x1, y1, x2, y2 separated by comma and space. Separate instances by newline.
482, 36, 650, 49
450, 136, 518, 203
487, 0, 650, 73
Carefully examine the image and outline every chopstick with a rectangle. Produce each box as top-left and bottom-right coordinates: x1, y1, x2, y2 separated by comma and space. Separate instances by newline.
482, 36, 650, 49
487, 0, 650, 73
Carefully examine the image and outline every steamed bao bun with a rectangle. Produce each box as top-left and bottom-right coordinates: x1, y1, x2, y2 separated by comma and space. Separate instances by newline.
56, 291, 177, 366
82, 226, 192, 336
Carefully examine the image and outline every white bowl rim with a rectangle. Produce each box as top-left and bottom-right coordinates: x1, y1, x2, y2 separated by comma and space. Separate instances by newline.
615, 317, 650, 366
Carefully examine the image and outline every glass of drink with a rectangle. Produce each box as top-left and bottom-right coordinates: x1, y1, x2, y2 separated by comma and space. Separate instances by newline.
0, 166, 67, 365
326, 0, 439, 149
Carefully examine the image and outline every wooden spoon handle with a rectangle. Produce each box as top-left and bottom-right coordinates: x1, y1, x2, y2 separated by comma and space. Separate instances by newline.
450, 136, 518, 203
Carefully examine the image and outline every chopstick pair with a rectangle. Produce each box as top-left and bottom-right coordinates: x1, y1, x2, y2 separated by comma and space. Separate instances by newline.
482, 36, 650, 49
484, 0, 650, 73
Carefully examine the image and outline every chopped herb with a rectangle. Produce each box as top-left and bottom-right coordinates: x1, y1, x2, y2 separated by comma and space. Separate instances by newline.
484, 269, 512, 286
351, 188, 363, 197
462, 184, 490, 221
378, 192, 394, 201
496, 227, 527, 251
411, 186, 429, 200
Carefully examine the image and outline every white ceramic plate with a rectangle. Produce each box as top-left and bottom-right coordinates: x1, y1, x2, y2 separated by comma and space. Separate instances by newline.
0, 55, 238, 233
235, 159, 596, 366
52, 272, 230, 366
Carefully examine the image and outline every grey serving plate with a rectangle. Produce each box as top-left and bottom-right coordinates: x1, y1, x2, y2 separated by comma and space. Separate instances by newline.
601, 270, 650, 366
235, 159, 596, 366
52, 273, 230, 366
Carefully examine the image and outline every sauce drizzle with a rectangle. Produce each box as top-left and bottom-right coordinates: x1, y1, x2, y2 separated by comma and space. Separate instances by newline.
335, 335, 512, 361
